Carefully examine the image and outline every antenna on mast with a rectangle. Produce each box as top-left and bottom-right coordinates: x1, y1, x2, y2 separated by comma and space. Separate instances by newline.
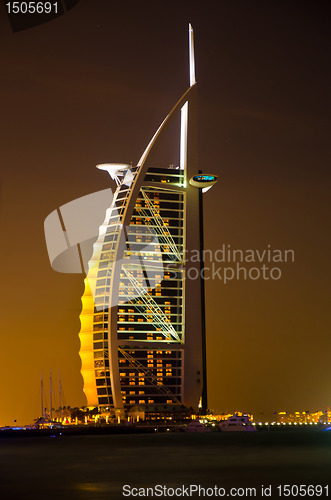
189, 23, 196, 87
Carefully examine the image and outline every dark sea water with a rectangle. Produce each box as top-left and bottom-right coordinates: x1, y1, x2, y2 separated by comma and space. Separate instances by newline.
0, 431, 330, 500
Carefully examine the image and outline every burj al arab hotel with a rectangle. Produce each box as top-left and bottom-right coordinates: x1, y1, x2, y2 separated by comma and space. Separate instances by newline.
78, 25, 217, 412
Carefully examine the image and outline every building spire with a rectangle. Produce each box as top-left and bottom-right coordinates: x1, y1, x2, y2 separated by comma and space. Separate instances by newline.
189, 23, 196, 87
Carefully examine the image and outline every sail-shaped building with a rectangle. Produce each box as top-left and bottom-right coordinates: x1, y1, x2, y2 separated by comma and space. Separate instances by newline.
79, 25, 208, 412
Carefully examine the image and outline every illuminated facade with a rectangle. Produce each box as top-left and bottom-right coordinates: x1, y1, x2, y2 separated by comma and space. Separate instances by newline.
277, 411, 329, 424
79, 25, 206, 411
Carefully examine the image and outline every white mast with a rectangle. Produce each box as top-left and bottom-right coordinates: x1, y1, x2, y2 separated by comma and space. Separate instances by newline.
189, 23, 196, 87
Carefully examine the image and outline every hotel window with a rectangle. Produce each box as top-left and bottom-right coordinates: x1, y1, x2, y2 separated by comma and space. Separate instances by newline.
97, 270, 107, 277
157, 370, 163, 384
129, 373, 135, 385
93, 323, 104, 331
101, 252, 111, 261
94, 314, 105, 322
96, 279, 106, 287
97, 388, 107, 395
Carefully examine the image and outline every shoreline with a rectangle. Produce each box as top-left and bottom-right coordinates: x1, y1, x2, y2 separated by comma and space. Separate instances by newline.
0, 423, 328, 439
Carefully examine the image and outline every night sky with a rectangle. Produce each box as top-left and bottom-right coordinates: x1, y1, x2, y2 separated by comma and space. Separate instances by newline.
0, 0, 330, 426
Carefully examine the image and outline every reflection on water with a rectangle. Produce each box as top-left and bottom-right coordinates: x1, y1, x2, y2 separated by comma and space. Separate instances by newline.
0, 432, 330, 499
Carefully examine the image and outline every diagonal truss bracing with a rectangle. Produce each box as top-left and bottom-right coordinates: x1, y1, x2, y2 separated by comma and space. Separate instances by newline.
121, 266, 182, 343
118, 347, 181, 405
137, 189, 182, 262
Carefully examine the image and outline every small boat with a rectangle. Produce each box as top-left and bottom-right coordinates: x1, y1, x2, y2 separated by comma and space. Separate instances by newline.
183, 419, 211, 432
219, 413, 256, 432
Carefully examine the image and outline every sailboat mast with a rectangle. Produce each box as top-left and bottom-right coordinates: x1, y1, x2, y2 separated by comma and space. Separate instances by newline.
50, 370, 52, 420
41, 372, 43, 418
59, 372, 62, 420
